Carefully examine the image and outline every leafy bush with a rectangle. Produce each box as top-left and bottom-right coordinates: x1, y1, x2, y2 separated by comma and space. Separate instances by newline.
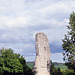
50, 61, 75, 75
50, 61, 62, 75
0, 48, 34, 75
51, 68, 62, 75
61, 69, 74, 75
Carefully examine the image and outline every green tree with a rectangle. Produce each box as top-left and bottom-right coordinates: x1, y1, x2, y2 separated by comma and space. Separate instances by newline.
50, 61, 62, 75
19, 55, 34, 75
0, 47, 6, 55
0, 48, 34, 75
0, 48, 23, 74
62, 12, 75, 71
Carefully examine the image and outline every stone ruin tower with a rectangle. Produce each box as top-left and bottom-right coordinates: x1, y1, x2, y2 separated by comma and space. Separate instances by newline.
33, 32, 51, 75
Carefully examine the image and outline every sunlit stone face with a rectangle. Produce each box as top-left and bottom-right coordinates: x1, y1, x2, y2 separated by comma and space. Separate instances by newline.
33, 32, 51, 75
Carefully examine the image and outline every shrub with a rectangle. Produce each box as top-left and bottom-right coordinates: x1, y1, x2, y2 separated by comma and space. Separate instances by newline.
61, 69, 74, 75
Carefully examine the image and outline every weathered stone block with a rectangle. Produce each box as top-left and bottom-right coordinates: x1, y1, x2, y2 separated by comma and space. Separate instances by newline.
33, 32, 51, 75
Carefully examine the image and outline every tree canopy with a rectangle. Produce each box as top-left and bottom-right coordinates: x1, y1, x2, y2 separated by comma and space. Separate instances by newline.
0, 48, 34, 75
62, 12, 75, 71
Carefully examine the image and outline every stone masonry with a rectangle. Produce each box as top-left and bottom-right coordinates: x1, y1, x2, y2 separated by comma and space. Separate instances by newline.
33, 32, 51, 75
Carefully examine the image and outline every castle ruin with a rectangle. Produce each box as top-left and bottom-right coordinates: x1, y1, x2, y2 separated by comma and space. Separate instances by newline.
33, 32, 51, 75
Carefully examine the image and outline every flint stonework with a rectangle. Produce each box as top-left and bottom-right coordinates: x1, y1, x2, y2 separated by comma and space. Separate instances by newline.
34, 32, 51, 75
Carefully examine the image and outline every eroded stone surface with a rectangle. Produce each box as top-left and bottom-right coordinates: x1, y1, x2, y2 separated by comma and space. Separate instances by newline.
34, 32, 51, 75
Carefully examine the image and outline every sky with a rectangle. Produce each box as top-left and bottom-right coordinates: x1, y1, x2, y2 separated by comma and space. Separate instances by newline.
0, 0, 75, 63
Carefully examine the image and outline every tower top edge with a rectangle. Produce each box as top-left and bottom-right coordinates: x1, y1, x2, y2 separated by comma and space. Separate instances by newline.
36, 32, 46, 36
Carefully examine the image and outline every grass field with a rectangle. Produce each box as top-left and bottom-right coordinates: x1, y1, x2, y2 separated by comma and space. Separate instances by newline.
26, 62, 67, 69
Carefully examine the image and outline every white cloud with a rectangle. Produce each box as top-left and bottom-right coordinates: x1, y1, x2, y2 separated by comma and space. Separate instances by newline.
0, 0, 75, 62
51, 53, 65, 63
25, 53, 65, 63
0, 0, 74, 29
25, 56, 35, 62
0, 16, 29, 29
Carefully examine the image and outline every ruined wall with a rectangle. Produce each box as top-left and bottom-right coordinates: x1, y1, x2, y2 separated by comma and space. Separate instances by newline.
34, 32, 51, 75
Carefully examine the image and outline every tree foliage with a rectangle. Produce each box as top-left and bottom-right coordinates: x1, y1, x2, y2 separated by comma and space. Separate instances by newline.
62, 12, 75, 71
0, 48, 34, 75
50, 61, 62, 75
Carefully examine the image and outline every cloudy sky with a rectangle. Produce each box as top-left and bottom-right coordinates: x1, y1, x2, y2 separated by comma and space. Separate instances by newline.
0, 0, 75, 63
